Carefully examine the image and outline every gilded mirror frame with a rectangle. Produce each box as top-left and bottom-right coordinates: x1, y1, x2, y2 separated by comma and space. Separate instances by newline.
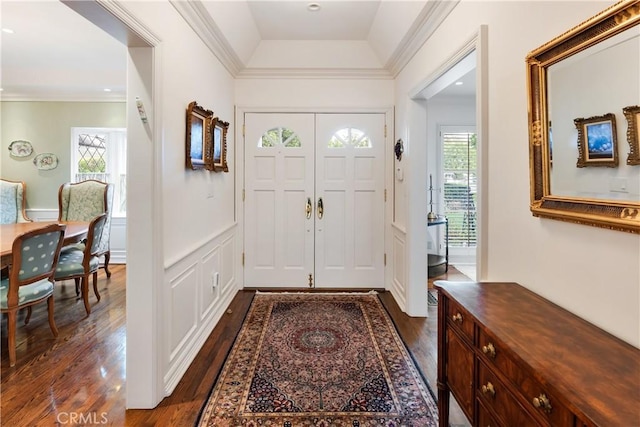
526, 0, 640, 234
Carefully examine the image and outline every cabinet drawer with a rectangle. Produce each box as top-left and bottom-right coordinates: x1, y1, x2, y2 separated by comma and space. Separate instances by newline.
477, 360, 538, 427
478, 398, 503, 427
446, 327, 475, 420
477, 330, 574, 426
516, 374, 574, 426
446, 298, 474, 343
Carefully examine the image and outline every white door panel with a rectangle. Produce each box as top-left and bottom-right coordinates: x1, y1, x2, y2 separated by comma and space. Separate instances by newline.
315, 114, 385, 288
244, 113, 315, 287
244, 112, 385, 288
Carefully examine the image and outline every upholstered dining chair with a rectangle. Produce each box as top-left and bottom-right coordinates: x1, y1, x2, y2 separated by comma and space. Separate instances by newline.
54, 213, 107, 316
58, 180, 113, 278
0, 179, 32, 224
1, 223, 66, 367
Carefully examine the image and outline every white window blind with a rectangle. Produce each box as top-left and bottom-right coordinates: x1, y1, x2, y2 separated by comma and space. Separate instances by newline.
442, 131, 477, 247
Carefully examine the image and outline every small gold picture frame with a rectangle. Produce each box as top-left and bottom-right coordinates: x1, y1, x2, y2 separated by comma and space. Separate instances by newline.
212, 117, 229, 172
623, 105, 640, 165
575, 113, 618, 168
186, 101, 214, 171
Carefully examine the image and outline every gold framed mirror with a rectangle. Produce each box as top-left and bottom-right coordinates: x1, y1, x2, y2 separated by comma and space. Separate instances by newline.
526, 0, 640, 234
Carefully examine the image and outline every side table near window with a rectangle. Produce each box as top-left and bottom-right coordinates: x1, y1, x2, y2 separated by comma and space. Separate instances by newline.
428, 215, 448, 277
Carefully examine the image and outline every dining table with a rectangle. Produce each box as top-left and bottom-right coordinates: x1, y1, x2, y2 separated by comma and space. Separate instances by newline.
1, 221, 89, 268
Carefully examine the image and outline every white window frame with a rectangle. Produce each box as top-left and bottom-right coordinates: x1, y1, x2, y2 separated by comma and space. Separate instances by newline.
438, 125, 477, 264
70, 127, 127, 217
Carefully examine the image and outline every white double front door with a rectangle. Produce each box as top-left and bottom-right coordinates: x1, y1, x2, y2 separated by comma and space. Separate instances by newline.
244, 112, 386, 288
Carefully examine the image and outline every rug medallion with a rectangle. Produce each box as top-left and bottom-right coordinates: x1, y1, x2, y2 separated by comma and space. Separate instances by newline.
196, 292, 438, 426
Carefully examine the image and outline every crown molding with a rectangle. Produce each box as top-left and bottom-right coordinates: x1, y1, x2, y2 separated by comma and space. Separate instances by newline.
386, 0, 460, 77
236, 67, 393, 79
170, 0, 244, 76
0, 95, 126, 103
172, 0, 458, 80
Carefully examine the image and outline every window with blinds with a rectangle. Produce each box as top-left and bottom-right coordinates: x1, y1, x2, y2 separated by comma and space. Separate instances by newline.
442, 131, 477, 247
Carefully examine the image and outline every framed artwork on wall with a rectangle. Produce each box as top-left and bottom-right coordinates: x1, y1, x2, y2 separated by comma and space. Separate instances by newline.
186, 101, 214, 170
212, 117, 229, 172
623, 105, 640, 165
575, 113, 618, 168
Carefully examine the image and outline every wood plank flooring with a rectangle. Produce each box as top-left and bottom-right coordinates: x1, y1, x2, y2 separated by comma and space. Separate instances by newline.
1, 264, 471, 426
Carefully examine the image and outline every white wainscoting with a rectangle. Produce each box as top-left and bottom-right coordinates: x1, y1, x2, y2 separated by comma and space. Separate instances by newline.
391, 224, 407, 312
26, 209, 126, 264
163, 224, 238, 395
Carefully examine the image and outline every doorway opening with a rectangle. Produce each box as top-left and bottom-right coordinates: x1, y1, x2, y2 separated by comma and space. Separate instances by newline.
420, 49, 479, 281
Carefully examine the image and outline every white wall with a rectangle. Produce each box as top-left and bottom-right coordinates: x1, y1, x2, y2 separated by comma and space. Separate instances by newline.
98, 1, 240, 407
549, 31, 640, 199
395, 1, 640, 347
235, 78, 393, 109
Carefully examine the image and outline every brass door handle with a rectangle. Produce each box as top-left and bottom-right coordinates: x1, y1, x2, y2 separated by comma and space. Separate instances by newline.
452, 313, 463, 323
317, 197, 324, 219
306, 197, 312, 219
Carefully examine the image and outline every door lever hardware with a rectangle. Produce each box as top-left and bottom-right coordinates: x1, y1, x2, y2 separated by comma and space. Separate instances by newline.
306, 197, 312, 219
317, 197, 324, 219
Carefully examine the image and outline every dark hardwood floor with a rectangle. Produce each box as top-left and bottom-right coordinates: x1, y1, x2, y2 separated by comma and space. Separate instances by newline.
1, 264, 471, 426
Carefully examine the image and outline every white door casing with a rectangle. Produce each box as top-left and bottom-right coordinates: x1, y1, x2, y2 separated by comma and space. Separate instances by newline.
244, 112, 385, 288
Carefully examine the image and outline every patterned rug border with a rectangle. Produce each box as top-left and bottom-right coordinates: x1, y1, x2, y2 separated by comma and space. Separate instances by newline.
194, 292, 257, 426
195, 291, 438, 427
376, 295, 438, 404
255, 290, 380, 296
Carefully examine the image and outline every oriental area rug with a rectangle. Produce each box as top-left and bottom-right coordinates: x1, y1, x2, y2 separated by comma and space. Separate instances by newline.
196, 292, 438, 427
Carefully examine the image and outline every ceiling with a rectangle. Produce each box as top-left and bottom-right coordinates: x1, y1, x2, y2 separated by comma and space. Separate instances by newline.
247, 1, 381, 40
0, 0, 128, 101
0, 0, 473, 102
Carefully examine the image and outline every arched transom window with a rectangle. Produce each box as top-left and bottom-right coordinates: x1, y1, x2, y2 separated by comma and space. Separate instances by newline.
258, 127, 301, 148
328, 128, 371, 148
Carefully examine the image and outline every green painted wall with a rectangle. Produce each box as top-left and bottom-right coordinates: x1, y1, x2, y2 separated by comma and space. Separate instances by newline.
1, 101, 125, 209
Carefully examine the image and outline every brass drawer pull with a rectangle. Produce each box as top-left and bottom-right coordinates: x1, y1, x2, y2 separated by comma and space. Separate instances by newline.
452, 313, 463, 322
482, 342, 496, 358
533, 393, 552, 413
481, 382, 495, 397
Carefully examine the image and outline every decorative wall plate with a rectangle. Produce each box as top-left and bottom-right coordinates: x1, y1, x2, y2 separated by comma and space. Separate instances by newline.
33, 153, 58, 170
8, 140, 33, 157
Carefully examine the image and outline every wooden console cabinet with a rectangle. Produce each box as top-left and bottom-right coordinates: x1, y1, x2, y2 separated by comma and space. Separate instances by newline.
433, 281, 640, 427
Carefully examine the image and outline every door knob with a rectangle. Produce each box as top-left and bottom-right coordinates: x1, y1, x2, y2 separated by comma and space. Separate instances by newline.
317, 197, 324, 219
306, 197, 312, 219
